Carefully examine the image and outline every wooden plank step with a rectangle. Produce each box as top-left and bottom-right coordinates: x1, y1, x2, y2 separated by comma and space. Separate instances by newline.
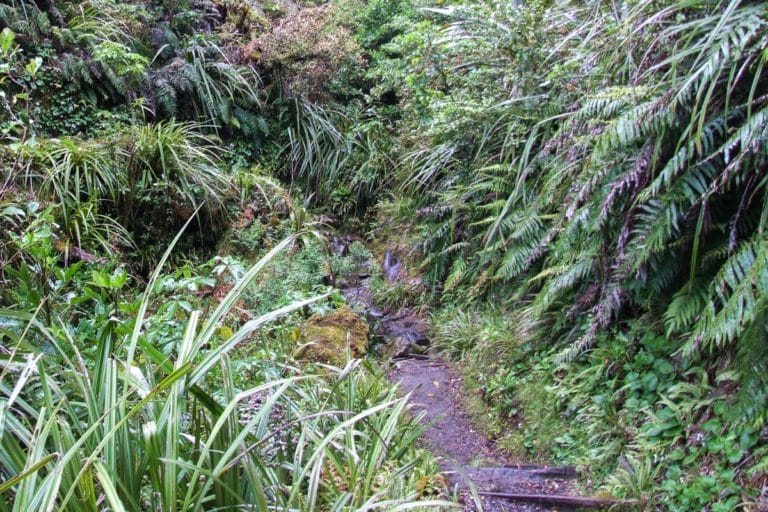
479, 491, 629, 509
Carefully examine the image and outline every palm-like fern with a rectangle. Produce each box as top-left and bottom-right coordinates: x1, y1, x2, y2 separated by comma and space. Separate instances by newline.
394, 0, 768, 423
145, 41, 263, 130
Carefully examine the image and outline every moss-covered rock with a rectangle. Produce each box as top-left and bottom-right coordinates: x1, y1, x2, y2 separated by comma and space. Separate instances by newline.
300, 307, 369, 365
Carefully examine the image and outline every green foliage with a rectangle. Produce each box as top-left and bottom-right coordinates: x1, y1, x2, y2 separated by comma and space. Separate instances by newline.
146, 40, 263, 131
0, 219, 446, 510
361, 1, 768, 505
432, 309, 763, 509
92, 41, 148, 79
3, 0, 768, 508
243, 239, 329, 314
331, 240, 372, 281
0, 0, 263, 137
280, 99, 395, 214
403, 0, 768, 375
344, 0, 415, 49
13, 120, 232, 256
430, 306, 513, 361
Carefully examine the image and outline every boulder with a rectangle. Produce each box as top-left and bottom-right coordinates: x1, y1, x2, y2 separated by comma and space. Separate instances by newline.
300, 307, 369, 365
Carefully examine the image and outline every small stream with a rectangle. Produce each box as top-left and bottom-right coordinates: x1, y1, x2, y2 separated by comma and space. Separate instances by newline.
330, 234, 430, 359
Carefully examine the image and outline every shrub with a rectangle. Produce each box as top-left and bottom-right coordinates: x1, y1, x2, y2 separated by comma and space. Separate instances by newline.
253, 4, 363, 100
0, 232, 447, 510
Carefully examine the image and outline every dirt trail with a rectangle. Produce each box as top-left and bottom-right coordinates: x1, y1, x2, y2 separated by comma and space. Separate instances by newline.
331, 236, 591, 511
391, 358, 578, 512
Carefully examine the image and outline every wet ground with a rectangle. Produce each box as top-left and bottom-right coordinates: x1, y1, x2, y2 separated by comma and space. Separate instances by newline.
331, 235, 605, 511
391, 358, 578, 512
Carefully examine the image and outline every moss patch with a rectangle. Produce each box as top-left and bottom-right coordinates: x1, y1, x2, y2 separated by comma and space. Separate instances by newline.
300, 307, 369, 365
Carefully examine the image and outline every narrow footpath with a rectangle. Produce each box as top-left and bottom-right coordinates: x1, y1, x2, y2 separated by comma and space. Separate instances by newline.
332, 235, 614, 511
391, 357, 577, 511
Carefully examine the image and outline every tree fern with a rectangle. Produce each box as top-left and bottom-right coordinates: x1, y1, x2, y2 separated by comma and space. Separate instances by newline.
145, 41, 262, 129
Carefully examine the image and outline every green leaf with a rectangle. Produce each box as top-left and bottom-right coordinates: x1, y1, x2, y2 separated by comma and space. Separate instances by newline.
706, 436, 724, 453
0, 28, 15, 55
1, 206, 24, 217
25, 57, 41, 77
701, 419, 722, 434
725, 445, 744, 464
739, 431, 758, 450
0, 453, 58, 495
91, 271, 112, 288
642, 372, 659, 393
653, 359, 675, 375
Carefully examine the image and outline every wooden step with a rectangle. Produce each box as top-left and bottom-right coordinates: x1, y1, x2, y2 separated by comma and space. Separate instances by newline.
479, 491, 629, 509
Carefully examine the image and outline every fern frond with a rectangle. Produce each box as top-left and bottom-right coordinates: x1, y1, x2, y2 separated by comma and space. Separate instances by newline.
686, 236, 768, 354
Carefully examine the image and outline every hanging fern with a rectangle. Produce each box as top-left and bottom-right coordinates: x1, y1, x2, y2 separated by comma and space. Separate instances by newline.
686, 236, 768, 354
397, 0, 768, 384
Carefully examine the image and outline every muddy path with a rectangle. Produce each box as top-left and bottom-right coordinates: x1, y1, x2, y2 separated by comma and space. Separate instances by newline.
330, 235, 611, 511
391, 357, 578, 511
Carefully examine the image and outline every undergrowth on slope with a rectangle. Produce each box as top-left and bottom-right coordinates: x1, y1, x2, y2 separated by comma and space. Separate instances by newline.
431, 306, 762, 510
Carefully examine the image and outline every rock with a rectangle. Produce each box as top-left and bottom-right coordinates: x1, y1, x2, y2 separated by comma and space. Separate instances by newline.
388, 331, 429, 359
368, 307, 386, 319
300, 307, 369, 365
403, 330, 430, 347
387, 317, 429, 345
391, 336, 414, 359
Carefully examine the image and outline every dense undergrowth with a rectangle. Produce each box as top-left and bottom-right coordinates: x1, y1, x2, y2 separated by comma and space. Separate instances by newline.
0, 197, 449, 509
0, 0, 448, 509
1, 0, 767, 509
371, 0, 768, 509
276, 0, 768, 508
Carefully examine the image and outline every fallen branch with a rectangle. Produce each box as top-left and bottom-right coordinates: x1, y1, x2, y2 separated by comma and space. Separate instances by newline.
479, 491, 628, 509
392, 353, 431, 361
470, 465, 577, 479
524, 466, 578, 478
